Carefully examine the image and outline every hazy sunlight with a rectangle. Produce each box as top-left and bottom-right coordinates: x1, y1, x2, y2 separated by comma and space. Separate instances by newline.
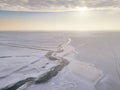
75, 7, 89, 12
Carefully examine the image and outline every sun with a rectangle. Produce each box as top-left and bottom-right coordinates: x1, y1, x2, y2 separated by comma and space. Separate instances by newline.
75, 7, 89, 12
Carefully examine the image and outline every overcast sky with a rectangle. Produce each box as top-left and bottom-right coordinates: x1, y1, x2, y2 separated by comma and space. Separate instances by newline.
0, 0, 120, 11
0, 0, 120, 31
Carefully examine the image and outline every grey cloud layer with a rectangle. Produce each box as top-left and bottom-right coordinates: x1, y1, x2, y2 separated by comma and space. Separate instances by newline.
0, 0, 120, 11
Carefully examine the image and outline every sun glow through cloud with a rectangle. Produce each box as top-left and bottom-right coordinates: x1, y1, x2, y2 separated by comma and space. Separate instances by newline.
75, 7, 89, 12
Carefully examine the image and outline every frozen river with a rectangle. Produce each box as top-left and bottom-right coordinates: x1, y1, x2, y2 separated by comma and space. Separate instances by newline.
0, 31, 120, 90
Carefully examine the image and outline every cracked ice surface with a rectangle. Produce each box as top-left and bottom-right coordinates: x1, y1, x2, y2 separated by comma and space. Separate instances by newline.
0, 51, 60, 89
1, 32, 120, 90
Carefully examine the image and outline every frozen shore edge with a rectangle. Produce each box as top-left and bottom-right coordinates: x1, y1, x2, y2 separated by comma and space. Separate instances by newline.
1, 51, 69, 90
0, 38, 104, 90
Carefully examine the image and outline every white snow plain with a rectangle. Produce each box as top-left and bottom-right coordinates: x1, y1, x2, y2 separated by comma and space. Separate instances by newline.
0, 32, 120, 90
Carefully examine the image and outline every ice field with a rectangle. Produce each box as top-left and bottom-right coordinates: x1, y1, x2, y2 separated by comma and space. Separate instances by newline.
0, 32, 120, 90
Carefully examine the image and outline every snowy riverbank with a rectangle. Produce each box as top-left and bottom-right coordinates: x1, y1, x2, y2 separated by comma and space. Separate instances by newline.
0, 32, 120, 90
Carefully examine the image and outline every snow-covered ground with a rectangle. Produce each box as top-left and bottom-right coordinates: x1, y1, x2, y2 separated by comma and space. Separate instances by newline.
0, 32, 120, 90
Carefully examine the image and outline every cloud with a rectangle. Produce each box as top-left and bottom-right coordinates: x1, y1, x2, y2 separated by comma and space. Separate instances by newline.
0, 0, 120, 11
